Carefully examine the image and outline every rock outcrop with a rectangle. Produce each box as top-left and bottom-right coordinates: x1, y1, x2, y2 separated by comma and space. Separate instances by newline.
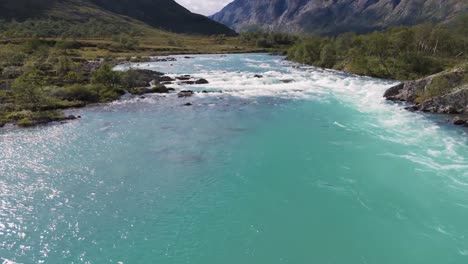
418, 86, 468, 114
384, 68, 468, 125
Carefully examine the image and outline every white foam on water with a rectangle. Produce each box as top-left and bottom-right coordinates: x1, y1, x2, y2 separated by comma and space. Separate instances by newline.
1, 259, 21, 264
334, 122, 346, 128
115, 54, 468, 179
458, 249, 468, 256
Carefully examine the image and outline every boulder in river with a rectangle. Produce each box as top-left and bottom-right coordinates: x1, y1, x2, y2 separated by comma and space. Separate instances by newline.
152, 84, 170, 93
129, 84, 169, 95
195, 79, 209, 84
178, 78, 209, 85
159, 76, 175, 82
453, 116, 468, 126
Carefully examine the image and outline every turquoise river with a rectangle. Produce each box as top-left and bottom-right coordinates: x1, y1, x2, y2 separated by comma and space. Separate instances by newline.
1, 54, 468, 263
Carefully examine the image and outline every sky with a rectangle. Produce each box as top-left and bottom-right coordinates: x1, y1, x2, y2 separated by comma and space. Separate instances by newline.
175, 0, 233, 16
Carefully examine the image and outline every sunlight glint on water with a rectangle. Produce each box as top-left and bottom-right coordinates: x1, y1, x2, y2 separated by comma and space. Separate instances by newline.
1, 54, 468, 264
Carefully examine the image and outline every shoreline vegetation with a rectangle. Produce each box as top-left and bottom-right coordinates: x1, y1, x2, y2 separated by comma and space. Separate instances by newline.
0, 32, 264, 128
0, 18, 286, 128
284, 15, 468, 125
1, 16, 467, 128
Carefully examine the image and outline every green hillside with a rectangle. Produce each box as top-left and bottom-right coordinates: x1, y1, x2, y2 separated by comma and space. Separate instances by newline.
0, 0, 236, 36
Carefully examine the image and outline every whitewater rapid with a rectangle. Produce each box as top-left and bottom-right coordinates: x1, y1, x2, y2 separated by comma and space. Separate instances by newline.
116, 54, 468, 181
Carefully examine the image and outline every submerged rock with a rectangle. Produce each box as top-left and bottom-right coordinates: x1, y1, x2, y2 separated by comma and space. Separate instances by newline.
178, 78, 209, 85
153, 57, 177, 62
180, 81, 195, 85
178, 90, 194, 97
176, 75, 191, 81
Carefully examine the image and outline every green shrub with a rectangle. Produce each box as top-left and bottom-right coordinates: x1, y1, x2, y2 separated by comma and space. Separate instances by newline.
256, 38, 272, 48
23, 38, 50, 54
55, 40, 81, 50
99, 87, 125, 102
92, 63, 122, 88
52, 84, 100, 103
16, 118, 34, 127
63, 71, 88, 84
287, 20, 468, 80
420, 72, 465, 101
425, 76, 450, 98
319, 44, 337, 68
167, 39, 183, 47
0, 49, 27, 67
113, 34, 140, 50
0, 19, 142, 38
12, 69, 48, 108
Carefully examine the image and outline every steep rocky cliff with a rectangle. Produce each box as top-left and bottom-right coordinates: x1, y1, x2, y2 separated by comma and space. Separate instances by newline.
211, 0, 468, 35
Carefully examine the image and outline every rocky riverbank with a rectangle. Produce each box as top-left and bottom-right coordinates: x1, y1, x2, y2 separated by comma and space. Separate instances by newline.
384, 67, 468, 127
0, 66, 210, 128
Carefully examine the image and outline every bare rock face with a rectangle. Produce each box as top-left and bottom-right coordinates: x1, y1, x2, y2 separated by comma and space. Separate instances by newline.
211, 0, 467, 35
384, 78, 432, 103
418, 86, 468, 114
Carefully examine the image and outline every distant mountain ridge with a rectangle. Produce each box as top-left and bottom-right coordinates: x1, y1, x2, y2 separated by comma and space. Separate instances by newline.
211, 0, 468, 35
0, 0, 236, 36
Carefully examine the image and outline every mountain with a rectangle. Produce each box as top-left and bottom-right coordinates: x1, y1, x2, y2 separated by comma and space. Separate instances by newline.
211, 0, 468, 35
0, 0, 236, 36
90, 0, 236, 35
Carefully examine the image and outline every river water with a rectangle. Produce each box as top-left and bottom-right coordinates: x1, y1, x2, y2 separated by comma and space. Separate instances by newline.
1, 54, 468, 263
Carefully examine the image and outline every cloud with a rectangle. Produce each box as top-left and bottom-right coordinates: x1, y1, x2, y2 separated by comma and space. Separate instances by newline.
175, 0, 233, 16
